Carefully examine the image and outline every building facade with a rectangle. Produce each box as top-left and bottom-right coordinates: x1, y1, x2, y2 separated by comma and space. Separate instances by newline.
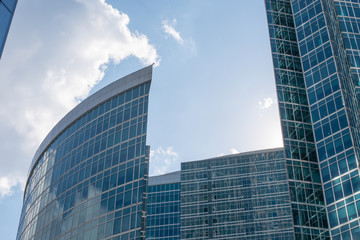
16, 66, 153, 240
0, 0, 17, 59
146, 171, 181, 240
180, 149, 294, 239
265, 0, 360, 239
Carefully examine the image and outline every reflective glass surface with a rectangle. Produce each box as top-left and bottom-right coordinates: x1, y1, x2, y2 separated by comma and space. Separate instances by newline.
146, 181, 180, 240
266, 0, 360, 238
180, 149, 294, 239
17, 69, 152, 240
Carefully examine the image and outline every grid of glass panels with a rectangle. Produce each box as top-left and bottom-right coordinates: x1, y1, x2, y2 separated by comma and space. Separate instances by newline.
146, 181, 180, 240
17, 77, 151, 240
0, 0, 17, 58
265, 1, 330, 239
290, 0, 360, 238
334, 0, 360, 99
180, 149, 294, 239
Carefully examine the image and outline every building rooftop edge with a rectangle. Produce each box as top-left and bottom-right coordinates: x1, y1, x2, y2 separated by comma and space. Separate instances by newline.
27, 65, 153, 185
181, 147, 285, 165
148, 171, 181, 186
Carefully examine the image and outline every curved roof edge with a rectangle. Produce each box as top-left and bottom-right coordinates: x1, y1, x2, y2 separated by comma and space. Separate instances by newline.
27, 65, 153, 182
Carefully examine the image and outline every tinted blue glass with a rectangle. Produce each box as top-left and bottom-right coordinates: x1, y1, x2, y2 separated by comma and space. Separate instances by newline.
17, 67, 152, 240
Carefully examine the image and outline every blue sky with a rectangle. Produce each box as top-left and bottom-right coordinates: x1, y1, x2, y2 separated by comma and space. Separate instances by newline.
0, 0, 283, 238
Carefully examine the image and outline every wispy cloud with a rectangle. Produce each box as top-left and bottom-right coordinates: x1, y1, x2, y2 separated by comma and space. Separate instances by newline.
162, 19, 184, 45
0, 0, 159, 197
150, 147, 180, 176
258, 97, 274, 109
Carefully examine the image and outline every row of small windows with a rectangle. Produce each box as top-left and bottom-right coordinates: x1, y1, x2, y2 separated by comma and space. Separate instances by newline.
148, 183, 180, 193
289, 181, 324, 205
148, 191, 180, 204
284, 140, 317, 162
148, 203, 180, 215
294, 226, 330, 240
348, 49, 360, 68
313, 109, 347, 142
335, 2, 360, 18
325, 172, 360, 206
291, 203, 328, 229
271, 39, 300, 56
277, 85, 308, 105
292, 0, 321, 16
304, 58, 337, 87
273, 53, 302, 72
147, 213, 180, 227
302, 42, 333, 73
269, 25, 297, 42
268, 10, 295, 28
146, 225, 180, 239
287, 161, 321, 183
299, 26, 329, 57
279, 102, 311, 123
307, 73, 340, 105
328, 194, 360, 229
320, 148, 357, 183
266, 0, 292, 15
339, 17, 360, 34
295, 9, 325, 42
317, 128, 352, 162
282, 121, 314, 142
343, 34, 360, 52
275, 69, 305, 88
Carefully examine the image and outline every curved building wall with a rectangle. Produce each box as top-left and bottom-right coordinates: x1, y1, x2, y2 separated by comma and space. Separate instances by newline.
17, 66, 152, 240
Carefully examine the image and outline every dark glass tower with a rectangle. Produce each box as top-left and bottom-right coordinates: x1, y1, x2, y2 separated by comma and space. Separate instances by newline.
265, 0, 360, 239
0, 0, 17, 59
17, 66, 152, 240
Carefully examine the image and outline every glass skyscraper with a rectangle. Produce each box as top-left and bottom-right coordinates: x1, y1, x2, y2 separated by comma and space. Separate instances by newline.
16, 66, 152, 240
0, 0, 17, 58
265, 0, 360, 239
146, 171, 181, 240
180, 149, 294, 239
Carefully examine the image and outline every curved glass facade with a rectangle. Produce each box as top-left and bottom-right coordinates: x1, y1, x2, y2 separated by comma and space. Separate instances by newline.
17, 66, 152, 240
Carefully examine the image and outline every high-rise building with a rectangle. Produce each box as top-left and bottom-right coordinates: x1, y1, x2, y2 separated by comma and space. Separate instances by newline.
0, 0, 17, 59
265, 0, 360, 239
146, 171, 181, 240
180, 148, 294, 239
16, 66, 152, 240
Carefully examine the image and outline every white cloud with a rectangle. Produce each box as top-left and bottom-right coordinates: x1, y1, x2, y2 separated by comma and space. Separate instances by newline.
149, 147, 179, 176
162, 19, 184, 45
258, 97, 274, 109
230, 148, 240, 154
0, 177, 25, 198
0, 0, 159, 197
